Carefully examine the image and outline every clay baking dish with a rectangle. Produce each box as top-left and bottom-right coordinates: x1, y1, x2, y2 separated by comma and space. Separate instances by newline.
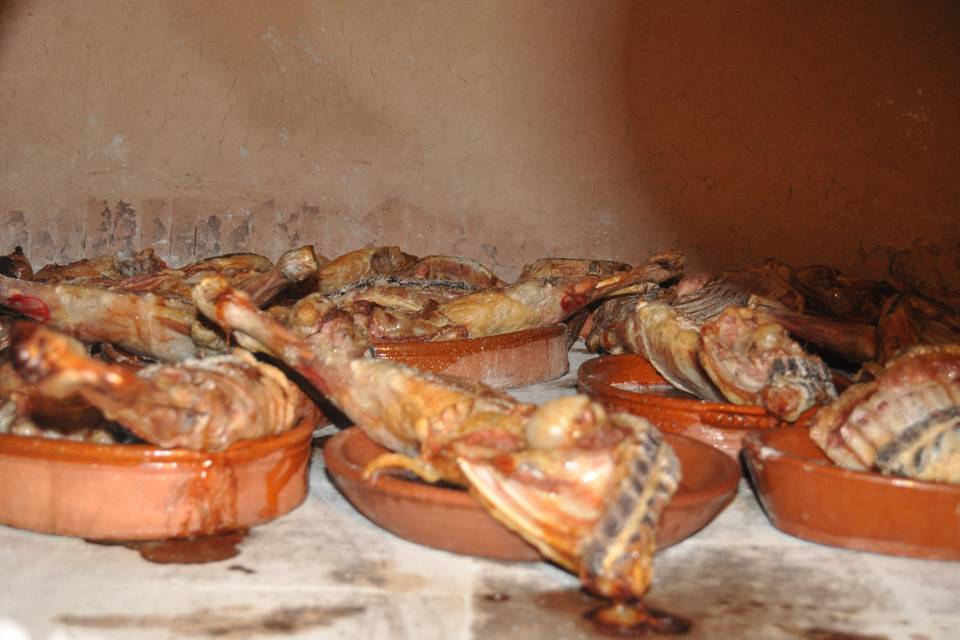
743, 426, 960, 560
578, 354, 808, 458
0, 417, 317, 541
324, 426, 739, 562
372, 325, 569, 388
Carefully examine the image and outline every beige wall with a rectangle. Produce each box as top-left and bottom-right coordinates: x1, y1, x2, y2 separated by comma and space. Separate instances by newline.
1, 0, 957, 279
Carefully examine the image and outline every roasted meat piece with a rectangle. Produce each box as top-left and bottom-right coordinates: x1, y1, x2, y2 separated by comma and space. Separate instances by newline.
460, 397, 680, 602
316, 246, 419, 294
0, 246, 321, 362
699, 307, 836, 420
397, 255, 504, 288
197, 275, 529, 481
286, 250, 683, 343
790, 264, 893, 322
33, 247, 168, 283
716, 260, 805, 313
193, 277, 680, 603
434, 250, 684, 339
0, 273, 206, 361
810, 344, 960, 483
519, 258, 632, 280
10, 323, 310, 451
0, 246, 33, 280
629, 301, 725, 401
877, 293, 960, 364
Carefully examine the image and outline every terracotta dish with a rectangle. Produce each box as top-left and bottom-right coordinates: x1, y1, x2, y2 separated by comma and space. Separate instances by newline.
743, 426, 960, 560
372, 325, 569, 388
0, 417, 317, 541
324, 427, 739, 562
579, 354, 808, 458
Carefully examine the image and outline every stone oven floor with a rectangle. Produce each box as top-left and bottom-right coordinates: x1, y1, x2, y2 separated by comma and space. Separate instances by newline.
1, 346, 957, 640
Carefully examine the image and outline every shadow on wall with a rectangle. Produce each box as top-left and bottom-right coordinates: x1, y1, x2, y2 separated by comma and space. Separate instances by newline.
623, 0, 960, 275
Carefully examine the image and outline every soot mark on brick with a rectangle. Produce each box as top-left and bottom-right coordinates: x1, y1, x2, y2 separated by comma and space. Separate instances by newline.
195, 215, 224, 258
89, 201, 137, 256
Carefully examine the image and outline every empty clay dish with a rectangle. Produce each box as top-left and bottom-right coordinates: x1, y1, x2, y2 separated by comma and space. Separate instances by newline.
0, 417, 317, 541
742, 426, 960, 560
578, 354, 809, 458
324, 426, 739, 562
372, 325, 569, 388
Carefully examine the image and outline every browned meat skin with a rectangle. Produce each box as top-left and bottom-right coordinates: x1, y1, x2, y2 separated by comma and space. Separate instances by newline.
97, 342, 152, 368
288, 251, 681, 343
673, 272, 880, 364
630, 301, 726, 401
808, 381, 878, 470
0, 317, 10, 352
761, 306, 878, 363
397, 255, 504, 288
698, 307, 836, 421
0, 273, 205, 361
326, 276, 479, 310
877, 293, 960, 363
284, 288, 467, 344
790, 264, 893, 322
346, 300, 469, 342
716, 260, 805, 313
179, 252, 274, 279
316, 246, 419, 294
810, 344, 960, 483
517, 259, 635, 351
0, 357, 105, 432
585, 296, 640, 354
10, 323, 309, 451
435, 250, 684, 338
519, 258, 632, 280
670, 278, 755, 326
0, 398, 118, 443
0, 248, 320, 362
888, 241, 960, 313
295, 277, 478, 341
194, 275, 529, 482
193, 279, 679, 603
33, 248, 168, 283
233, 245, 321, 307
669, 272, 712, 299
461, 397, 680, 602
0, 246, 33, 280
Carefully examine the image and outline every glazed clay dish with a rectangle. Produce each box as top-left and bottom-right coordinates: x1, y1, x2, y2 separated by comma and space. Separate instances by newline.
372, 325, 569, 389
578, 353, 810, 458
743, 426, 960, 560
0, 417, 317, 541
324, 426, 740, 562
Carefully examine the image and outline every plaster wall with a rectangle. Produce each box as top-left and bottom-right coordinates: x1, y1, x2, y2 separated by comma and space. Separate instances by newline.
1, 0, 957, 278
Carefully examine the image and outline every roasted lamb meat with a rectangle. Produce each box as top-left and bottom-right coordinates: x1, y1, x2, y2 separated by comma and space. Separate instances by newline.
316, 246, 419, 294
698, 307, 836, 421
0, 246, 321, 362
193, 277, 680, 603
810, 344, 960, 484
10, 323, 311, 451
397, 254, 504, 288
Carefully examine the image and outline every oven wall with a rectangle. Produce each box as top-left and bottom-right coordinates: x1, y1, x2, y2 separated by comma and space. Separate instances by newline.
2, 0, 957, 279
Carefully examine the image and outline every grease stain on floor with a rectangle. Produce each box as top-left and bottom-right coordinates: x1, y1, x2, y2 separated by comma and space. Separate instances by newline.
56, 605, 365, 638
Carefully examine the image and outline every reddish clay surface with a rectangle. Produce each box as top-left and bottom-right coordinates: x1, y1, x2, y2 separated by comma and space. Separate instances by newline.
578, 354, 811, 459
743, 426, 960, 560
0, 418, 318, 541
324, 426, 739, 562
372, 325, 569, 388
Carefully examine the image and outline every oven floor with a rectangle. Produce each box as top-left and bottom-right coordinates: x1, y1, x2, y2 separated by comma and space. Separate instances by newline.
1, 346, 956, 639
